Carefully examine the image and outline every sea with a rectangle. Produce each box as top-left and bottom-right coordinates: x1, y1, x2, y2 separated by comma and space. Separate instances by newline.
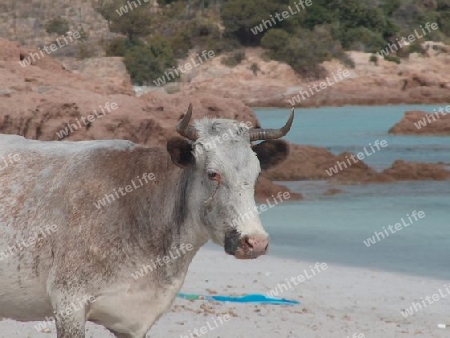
253, 105, 450, 280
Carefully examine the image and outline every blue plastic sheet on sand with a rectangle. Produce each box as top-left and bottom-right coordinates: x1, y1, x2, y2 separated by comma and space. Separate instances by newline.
177, 293, 300, 305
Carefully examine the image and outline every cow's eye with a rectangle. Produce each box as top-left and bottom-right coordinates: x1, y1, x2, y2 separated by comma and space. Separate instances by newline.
207, 171, 220, 181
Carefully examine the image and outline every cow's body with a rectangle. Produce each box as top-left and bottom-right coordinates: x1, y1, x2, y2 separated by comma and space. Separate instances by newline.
0, 134, 206, 337
0, 108, 293, 337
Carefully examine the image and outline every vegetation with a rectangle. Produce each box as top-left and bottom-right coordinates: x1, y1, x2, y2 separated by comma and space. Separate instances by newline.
93, 0, 450, 83
45, 17, 70, 35
123, 35, 178, 85
384, 55, 401, 64
397, 41, 427, 58
221, 50, 246, 67
95, 0, 153, 41
369, 54, 379, 65
250, 62, 260, 75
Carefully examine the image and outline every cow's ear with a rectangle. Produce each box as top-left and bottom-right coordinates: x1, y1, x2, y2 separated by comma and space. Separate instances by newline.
167, 137, 195, 168
252, 140, 289, 170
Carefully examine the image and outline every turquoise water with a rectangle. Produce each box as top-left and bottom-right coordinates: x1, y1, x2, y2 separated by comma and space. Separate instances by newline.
255, 106, 450, 280
256, 105, 450, 170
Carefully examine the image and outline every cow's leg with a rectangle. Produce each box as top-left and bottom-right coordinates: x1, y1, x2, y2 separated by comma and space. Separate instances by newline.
108, 329, 146, 338
54, 317, 85, 338
49, 293, 87, 338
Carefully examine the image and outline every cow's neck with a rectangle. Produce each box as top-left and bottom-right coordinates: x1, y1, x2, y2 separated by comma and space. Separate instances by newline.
132, 158, 209, 273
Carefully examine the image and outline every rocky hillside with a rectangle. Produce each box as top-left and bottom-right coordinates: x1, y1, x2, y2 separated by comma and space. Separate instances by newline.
0, 0, 108, 48
167, 45, 450, 107
58, 44, 450, 108
1, 0, 449, 109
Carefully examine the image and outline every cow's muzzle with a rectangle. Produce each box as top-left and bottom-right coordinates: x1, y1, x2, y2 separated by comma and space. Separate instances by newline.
224, 230, 269, 259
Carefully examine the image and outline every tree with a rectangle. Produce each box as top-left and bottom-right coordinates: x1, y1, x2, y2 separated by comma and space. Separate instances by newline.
45, 17, 70, 35
95, 0, 153, 41
220, 0, 281, 45
262, 27, 340, 79
123, 35, 178, 85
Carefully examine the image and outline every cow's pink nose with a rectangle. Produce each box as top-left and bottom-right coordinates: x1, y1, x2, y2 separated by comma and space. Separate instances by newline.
242, 235, 269, 257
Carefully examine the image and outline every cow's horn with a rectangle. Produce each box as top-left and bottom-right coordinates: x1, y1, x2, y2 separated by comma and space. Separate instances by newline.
176, 103, 198, 141
249, 107, 294, 141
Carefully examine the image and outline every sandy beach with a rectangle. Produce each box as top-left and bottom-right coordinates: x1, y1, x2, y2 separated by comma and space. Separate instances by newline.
1, 0, 450, 335
1, 246, 448, 338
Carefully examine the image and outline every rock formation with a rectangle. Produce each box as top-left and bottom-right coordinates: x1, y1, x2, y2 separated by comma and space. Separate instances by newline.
389, 110, 450, 135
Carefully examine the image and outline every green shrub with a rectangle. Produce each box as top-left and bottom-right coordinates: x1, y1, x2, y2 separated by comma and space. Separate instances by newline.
156, 17, 221, 58
167, 30, 193, 58
97, 0, 152, 41
369, 54, 379, 64
187, 18, 221, 39
105, 37, 131, 57
438, 10, 450, 36
396, 41, 427, 58
105, 37, 145, 57
221, 50, 246, 67
404, 42, 426, 56
336, 51, 356, 69
262, 27, 340, 79
184, 18, 222, 53
76, 28, 89, 42
250, 62, 260, 75
381, 0, 402, 15
384, 55, 401, 64
124, 35, 178, 85
340, 27, 387, 52
407, 42, 426, 54
45, 18, 70, 35
280, 35, 328, 79
205, 37, 240, 54
77, 44, 96, 60
437, 0, 450, 11
260, 29, 290, 51
220, 0, 279, 46
391, 3, 423, 28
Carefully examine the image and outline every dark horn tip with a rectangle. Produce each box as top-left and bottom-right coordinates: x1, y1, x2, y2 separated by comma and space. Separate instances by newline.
176, 103, 193, 130
284, 108, 295, 133
176, 103, 198, 141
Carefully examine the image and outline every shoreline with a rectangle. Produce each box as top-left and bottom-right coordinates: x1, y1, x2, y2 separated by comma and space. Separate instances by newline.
3, 247, 449, 337
247, 98, 450, 109
251, 102, 450, 109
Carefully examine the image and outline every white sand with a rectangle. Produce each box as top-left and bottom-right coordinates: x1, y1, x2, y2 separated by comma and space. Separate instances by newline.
1, 246, 449, 338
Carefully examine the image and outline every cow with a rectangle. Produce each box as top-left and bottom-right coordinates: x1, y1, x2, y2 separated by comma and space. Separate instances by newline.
0, 104, 294, 338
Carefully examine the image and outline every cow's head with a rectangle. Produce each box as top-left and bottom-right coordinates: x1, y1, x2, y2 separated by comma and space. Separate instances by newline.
167, 104, 293, 259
